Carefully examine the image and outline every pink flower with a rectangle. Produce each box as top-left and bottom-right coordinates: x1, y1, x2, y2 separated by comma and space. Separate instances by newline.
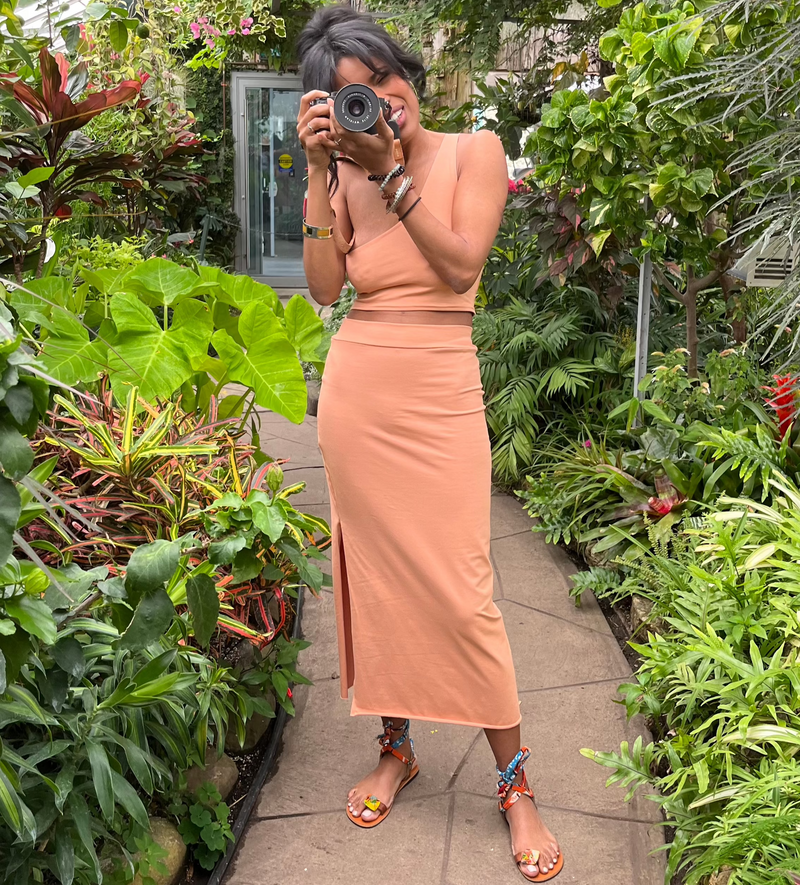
198, 16, 208, 23
241, 16, 253, 26
227, 27, 236, 34
173, 4, 180, 11
241, 27, 250, 34
583, 440, 592, 448
161, 253, 168, 258
190, 22, 201, 37
206, 38, 215, 47
508, 178, 518, 195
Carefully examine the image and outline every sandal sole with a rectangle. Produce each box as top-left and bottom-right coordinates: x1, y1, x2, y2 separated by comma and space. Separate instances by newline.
345, 764, 420, 829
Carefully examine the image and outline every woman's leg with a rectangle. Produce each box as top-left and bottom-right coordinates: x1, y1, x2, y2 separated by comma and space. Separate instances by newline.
485, 726, 560, 878
347, 717, 415, 822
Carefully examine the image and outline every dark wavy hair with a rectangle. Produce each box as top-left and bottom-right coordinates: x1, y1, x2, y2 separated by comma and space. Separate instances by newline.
296, 5, 427, 196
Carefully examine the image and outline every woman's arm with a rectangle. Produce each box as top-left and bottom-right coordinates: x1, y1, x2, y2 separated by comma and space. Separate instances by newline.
331, 113, 508, 296
303, 165, 348, 305
297, 91, 351, 307
398, 130, 508, 294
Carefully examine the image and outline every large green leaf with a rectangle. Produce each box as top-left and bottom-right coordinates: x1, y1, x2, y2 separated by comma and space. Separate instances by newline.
86, 742, 114, 823
283, 294, 325, 362
202, 267, 280, 312
5, 594, 57, 645
120, 587, 175, 650
653, 20, 701, 72
8, 277, 69, 333
0, 425, 33, 480
211, 302, 306, 421
81, 266, 132, 296
51, 637, 86, 679
109, 769, 148, 828
125, 538, 181, 599
121, 257, 202, 307
0, 764, 36, 841
108, 293, 213, 402
39, 309, 107, 386
186, 574, 220, 647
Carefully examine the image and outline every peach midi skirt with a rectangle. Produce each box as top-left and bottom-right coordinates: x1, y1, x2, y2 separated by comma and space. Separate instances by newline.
316, 317, 521, 729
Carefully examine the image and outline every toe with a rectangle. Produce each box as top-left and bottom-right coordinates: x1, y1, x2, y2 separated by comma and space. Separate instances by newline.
361, 808, 378, 822
524, 864, 539, 878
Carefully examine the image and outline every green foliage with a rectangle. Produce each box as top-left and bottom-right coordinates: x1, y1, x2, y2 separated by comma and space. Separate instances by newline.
474, 270, 635, 482
519, 347, 768, 569
6, 257, 328, 420
585, 485, 800, 883
172, 783, 234, 870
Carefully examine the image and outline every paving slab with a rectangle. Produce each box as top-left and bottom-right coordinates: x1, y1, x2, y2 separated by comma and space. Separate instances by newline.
492, 529, 611, 633
224, 409, 665, 885
231, 795, 451, 885
497, 599, 630, 693
445, 793, 665, 885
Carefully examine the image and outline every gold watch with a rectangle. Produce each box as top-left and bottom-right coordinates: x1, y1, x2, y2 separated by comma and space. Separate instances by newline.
303, 220, 334, 239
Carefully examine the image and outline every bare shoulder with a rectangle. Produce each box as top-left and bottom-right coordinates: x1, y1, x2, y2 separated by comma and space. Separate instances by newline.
456, 129, 506, 176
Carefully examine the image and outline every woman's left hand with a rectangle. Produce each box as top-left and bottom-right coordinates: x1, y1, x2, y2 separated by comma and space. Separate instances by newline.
328, 98, 396, 177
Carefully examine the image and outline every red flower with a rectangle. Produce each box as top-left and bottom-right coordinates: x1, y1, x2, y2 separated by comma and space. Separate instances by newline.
763, 374, 799, 439
287, 687, 293, 698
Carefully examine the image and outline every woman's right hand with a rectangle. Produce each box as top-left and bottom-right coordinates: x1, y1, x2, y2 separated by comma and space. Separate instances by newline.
297, 90, 339, 169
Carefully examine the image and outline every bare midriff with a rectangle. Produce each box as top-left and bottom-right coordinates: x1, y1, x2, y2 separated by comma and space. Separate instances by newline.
347, 308, 474, 326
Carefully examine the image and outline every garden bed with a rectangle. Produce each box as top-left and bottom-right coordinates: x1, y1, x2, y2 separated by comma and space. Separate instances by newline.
184, 585, 305, 885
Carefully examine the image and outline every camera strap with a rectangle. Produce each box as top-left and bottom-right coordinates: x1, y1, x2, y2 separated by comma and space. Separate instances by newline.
392, 138, 405, 167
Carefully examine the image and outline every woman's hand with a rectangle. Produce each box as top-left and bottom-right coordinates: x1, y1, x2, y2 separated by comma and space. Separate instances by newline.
328, 100, 396, 177
297, 90, 339, 169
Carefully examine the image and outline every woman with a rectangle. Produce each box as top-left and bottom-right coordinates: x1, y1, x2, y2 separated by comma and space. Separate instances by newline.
296, 7, 562, 882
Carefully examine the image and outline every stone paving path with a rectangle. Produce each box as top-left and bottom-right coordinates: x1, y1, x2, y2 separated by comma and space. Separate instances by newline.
227, 410, 666, 885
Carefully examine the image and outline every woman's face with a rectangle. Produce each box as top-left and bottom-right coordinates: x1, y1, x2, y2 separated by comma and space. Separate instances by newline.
333, 56, 420, 139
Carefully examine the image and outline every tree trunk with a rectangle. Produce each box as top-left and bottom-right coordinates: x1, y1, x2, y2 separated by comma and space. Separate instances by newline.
685, 290, 698, 378
720, 273, 746, 343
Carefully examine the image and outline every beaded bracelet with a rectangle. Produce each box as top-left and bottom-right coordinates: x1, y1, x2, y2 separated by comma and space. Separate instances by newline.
367, 165, 405, 182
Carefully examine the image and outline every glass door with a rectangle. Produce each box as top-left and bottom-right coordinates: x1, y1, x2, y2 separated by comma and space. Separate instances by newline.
233, 74, 305, 279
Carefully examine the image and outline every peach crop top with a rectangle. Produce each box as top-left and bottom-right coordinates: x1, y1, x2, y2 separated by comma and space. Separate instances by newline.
341, 133, 479, 315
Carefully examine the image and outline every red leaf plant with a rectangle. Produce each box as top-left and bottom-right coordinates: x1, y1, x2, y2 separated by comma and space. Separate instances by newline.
763, 373, 799, 439
0, 47, 141, 278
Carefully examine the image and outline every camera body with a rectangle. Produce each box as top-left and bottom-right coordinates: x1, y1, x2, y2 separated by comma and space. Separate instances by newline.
310, 83, 392, 135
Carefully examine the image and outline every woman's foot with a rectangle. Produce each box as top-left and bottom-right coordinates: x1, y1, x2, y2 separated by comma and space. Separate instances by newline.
504, 778, 560, 879
346, 720, 415, 823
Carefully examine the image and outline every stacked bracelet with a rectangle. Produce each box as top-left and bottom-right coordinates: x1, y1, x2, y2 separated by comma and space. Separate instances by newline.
387, 174, 414, 214
398, 196, 421, 222
368, 164, 405, 193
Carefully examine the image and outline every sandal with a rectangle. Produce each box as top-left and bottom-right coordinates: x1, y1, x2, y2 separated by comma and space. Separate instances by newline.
497, 747, 564, 882
346, 719, 420, 829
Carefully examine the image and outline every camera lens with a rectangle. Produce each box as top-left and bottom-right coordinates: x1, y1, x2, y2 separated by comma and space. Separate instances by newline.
334, 84, 382, 133
347, 98, 366, 118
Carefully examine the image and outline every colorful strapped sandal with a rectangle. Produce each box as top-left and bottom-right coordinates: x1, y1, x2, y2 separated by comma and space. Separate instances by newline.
346, 719, 420, 829
497, 747, 564, 882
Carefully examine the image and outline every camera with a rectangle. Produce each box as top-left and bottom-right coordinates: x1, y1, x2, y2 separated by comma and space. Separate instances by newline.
310, 83, 392, 135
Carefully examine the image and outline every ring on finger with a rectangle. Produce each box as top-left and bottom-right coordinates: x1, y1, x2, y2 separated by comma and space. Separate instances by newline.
307, 121, 314, 133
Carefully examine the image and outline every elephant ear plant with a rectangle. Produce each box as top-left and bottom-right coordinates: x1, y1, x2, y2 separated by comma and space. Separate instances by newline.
17, 256, 329, 422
